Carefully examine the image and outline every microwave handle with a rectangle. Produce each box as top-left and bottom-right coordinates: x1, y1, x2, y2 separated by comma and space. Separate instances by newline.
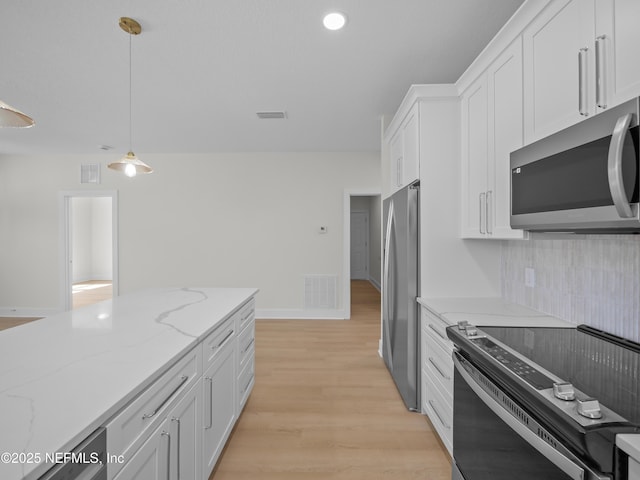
607, 113, 634, 218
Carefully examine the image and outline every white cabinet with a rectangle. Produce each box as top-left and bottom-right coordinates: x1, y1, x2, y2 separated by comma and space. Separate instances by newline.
523, 0, 596, 143
387, 103, 420, 194
461, 38, 526, 239
630, 456, 640, 480
523, 0, 640, 144
420, 306, 454, 457
113, 418, 172, 480
595, 0, 640, 109
113, 382, 201, 480
202, 339, 237, 478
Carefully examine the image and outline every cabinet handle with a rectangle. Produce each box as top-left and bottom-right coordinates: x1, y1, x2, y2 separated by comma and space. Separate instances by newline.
479, 192, 486, 234
142, 375, 189, 420
428, 357, 451, 381
241, 373, 255, 394
428, 323, 446, 340
212, 330, 234, 351
242, 337, 255, 354
161, 431, 171, 480
595, 35, 606, 109
205, 377, 213, 429
171, 417, 181, 480
428, 400, 451, 430
486, 190, 493, 235
578, 48, 589, 116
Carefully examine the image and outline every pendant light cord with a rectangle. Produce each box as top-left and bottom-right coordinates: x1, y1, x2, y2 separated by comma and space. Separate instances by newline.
128, 30, 133, 153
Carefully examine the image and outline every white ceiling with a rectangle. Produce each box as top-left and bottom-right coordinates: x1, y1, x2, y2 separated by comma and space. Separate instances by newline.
0, 0, 524, 155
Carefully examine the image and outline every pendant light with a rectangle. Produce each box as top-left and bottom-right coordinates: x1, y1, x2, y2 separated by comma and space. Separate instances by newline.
108, 17, 153, 177
0, 100, 34, 128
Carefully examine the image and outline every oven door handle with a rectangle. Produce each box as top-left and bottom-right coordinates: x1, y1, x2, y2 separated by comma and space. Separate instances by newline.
453, 354, 589, 480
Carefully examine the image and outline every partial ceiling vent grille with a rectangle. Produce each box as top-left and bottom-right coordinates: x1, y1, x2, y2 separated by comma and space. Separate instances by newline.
80, 164, 101, 184
304, 274, 338, 310
256, 111, 287, 119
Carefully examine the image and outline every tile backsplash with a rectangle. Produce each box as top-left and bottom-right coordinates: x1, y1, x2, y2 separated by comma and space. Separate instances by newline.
501, 234, 640, 343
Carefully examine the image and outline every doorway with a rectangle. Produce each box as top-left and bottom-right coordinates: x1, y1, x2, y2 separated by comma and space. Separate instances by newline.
343, 191, 381, 319
60, 191, 119, 311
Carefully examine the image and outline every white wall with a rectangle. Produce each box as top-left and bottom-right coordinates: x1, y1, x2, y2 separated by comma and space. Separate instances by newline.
0, 152, 380, 317
71, 196, 112, 283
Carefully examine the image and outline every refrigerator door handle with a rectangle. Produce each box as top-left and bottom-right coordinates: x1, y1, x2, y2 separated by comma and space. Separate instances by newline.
383, 200, 395, 370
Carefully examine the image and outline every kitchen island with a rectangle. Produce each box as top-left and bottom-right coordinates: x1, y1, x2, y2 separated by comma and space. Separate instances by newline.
0, 287, 257, 480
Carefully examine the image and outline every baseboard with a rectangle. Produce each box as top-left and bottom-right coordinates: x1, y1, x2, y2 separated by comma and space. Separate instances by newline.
368, 277, 381, 292
256, 308, 348, 320
0, 307, 61, 318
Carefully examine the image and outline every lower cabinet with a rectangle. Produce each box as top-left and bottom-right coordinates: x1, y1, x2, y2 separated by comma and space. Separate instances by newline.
113, 381, 201, 480
202, 341, 237, 478
420, 306, 454, 456
107, 297, 256, 480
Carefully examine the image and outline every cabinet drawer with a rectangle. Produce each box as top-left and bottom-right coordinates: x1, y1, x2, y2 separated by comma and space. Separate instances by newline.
238, 353, 255, 412
238, 322, 255, 370
422, 308, 453, 352
203, 316, 236, 370
422, 367, 453, 457
424, 331, 453, 398
237, 298, 255, 332
106, 347, 201, 478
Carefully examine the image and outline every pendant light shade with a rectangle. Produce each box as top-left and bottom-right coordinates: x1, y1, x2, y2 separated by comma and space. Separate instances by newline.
108, 151, 153, 177
0, 100, 35, 128
108, 17, 153, 177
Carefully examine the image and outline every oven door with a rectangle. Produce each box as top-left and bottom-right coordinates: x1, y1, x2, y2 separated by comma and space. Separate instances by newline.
452, 352, 610, 480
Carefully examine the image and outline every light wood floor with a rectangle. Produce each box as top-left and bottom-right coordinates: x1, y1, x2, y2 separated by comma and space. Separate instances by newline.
0, 280, 112, 331
211, 280, 451, 480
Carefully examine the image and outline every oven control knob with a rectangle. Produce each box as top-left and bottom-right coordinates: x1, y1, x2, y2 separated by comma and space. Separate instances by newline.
457, 321, 469, 331
465, 327, 478, 337
577, 398, 603, 419
553, 382, 576, 401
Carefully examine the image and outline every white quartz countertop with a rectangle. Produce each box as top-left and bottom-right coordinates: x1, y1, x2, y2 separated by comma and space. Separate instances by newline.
618, 434, 640, 462
0, 287, 257, 480
417, 297, 573, 328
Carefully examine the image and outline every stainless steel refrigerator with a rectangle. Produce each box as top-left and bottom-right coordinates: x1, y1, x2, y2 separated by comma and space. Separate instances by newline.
382, 181, 419, 411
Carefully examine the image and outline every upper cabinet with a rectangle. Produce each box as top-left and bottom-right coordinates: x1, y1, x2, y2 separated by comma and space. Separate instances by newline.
386, 103, 420, 195
523, 0, 640, 144
461, 38, 526, 239
595, 0, 640, 109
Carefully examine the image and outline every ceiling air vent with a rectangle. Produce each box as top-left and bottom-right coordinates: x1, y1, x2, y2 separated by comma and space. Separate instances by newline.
256, 111, 287, 119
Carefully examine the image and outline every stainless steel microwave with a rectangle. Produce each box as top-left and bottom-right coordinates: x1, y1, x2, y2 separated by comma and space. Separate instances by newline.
510, 97, 640, 233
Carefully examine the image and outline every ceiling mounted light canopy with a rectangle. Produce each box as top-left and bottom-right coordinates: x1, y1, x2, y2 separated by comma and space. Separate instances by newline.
0, 100, 35, 128
108, 17, 153, 178
323, 12, 347, 31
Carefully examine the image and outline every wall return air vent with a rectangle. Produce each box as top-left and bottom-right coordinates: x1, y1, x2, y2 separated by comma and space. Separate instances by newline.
256, 111, 287, 119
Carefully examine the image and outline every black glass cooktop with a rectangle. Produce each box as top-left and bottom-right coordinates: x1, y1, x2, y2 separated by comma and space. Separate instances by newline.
479, 325, 640, 425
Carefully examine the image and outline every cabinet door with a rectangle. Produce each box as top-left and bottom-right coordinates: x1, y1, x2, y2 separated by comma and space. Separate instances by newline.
168, 382, 201, 480
523, 0, 596, 143
402, 105, 420, 186
461, 74, 489, 238
595, 0, 640, 108
389, 130, 403, 193
202, 342, 237, 478
113, 419, 170, 480
487, 37, 526, 239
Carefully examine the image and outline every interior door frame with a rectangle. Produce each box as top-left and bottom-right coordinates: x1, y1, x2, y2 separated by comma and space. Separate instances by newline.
59, 190, 119, 311
342, 189, 380, 320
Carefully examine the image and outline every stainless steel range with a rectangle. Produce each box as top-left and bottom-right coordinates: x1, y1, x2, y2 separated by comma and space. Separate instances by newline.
447, 323, 640, 480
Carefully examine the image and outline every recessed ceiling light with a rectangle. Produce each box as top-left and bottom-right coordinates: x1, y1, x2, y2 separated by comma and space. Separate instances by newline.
323, 12, 347, 31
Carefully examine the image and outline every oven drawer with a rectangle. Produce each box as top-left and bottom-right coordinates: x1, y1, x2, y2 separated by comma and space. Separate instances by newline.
203, 315, 236, 370
422, 366, 453, 456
